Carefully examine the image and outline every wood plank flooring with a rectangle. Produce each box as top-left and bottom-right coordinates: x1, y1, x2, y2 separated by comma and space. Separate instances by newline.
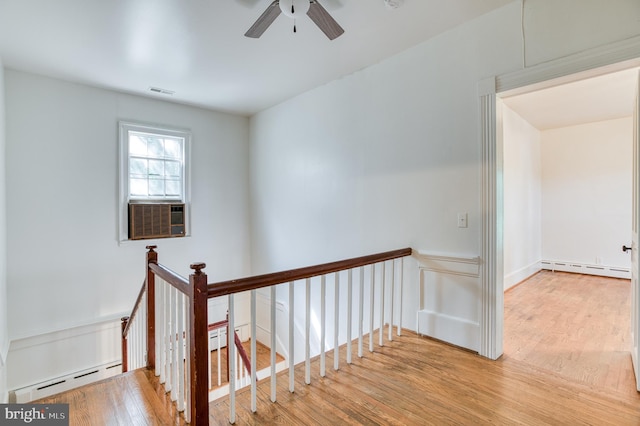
209, 340, 284, 389
208, 329, 640, 425
35, 271, 640, 425
35, 369, 187, 426
504, 270, 636, 397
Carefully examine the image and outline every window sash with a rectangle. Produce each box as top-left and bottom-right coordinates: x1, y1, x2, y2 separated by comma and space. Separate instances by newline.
127, 130, 185, 200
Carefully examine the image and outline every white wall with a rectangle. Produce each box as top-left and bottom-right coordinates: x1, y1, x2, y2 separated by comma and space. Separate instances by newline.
541, 117, 632, 269
523, 0, 640, 67
249, 1, 640, 355
5, 70, 251, 391
4, 0, 638, 394
503, 106, 542, 290
250, 2, 524, 354
0, 59, 8, 403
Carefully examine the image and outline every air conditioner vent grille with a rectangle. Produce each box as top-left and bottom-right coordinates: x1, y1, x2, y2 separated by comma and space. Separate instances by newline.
129, 203, 185, 240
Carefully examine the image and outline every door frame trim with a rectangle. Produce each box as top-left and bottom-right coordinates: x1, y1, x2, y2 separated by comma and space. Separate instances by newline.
479, 34, 640, 360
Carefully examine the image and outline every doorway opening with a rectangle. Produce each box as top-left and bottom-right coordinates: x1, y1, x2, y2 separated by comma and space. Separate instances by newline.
497, 65, 639, 393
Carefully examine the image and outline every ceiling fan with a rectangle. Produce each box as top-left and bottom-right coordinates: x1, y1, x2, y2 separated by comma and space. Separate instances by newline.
244, 0, 345, 40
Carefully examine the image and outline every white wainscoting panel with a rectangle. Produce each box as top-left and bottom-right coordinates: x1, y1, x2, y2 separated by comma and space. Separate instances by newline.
417, 311, 480, 350
414, 251, 481, 352
7, 316, 124, 402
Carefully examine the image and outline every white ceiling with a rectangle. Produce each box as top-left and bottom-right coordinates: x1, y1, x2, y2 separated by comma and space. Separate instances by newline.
502, 67, 639, 131
0, 0, 513, 116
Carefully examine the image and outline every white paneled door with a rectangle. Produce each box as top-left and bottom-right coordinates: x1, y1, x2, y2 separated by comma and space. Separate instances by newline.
632, 70, 640, 392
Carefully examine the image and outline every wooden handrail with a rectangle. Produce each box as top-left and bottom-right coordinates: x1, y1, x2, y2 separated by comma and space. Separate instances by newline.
123, 245, 412, 425
234, 331, 251, 375
130, 246, 210, 424
148, 263, 190, 294
207, 247, 412, 298
208, 318, 252, 377
122, 280, 146, 338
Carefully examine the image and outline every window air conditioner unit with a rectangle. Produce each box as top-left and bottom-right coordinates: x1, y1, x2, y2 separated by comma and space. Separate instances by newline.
128, 203, 185, 240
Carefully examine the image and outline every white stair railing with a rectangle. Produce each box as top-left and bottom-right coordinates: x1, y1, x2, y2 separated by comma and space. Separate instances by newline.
123, 246, 409, 425
155, 276, 189, 415
208, 249, 411, 425
121, 282, 147, 372
122, 247, 209, 425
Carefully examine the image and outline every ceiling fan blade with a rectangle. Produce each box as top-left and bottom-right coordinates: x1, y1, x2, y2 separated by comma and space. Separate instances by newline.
307, 0, 344, 40
245, 1, 282, 38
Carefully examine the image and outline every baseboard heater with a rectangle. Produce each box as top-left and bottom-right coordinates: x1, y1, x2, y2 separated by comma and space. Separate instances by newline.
541, 260, 631, 279
9, 361, 122, 403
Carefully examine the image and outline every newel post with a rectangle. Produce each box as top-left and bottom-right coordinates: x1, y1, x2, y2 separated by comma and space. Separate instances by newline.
189, 262, 209, 425
146, 245, 158, 371
121, 316, 129, 373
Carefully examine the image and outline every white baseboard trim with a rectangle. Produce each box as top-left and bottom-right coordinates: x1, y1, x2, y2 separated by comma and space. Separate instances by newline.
7, 318, 122, 396
9, 361, 122, 403
416, 310, 479, 352
541, 260, 631, 279
504, 261, 542, 290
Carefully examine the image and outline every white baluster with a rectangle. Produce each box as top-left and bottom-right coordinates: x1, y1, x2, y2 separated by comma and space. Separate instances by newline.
164, 281, 172, 392
217, 328, 222, 387
144, 294, 148, 368
379, 262, 385, 347
156, 279, 163, 378
177, 292, 185, 412
159, 281, 167, 384
229, 294, 236, 424
139, 299, 146, 369
185, 296, 191, 423
207, 324, 211, 391
305, 278, 311, 385
289, 281, 295, 393
270, 285, 277, 402
334, 272, 340, 371
128, 315, 132, 369
320, 275, 326, 378
251, 289, 257, 412
347, 269, 353, 364
369, 264, 375, 353
398, 258, 404, 336
171, 286, 178, 401
238, 351, 243, 387
358, 266, 364, 358
389, 260, 395, 342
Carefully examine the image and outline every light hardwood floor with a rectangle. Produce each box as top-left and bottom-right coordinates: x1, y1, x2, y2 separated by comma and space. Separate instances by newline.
504, 270, 636, 397
36, 271, 640, 425
209, 340, 283, 389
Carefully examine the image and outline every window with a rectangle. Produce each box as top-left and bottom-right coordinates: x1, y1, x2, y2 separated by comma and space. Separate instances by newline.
119, 121, 191, 242
128, 130, 184, 200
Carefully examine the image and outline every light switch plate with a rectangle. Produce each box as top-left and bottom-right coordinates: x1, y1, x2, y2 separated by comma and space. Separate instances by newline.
457, 213, 468, 228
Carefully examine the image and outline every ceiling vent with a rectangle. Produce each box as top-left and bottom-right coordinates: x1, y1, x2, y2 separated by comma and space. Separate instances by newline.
149, 86, 175, 95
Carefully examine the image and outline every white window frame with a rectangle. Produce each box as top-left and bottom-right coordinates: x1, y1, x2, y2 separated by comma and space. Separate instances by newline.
118, 121, 191, 242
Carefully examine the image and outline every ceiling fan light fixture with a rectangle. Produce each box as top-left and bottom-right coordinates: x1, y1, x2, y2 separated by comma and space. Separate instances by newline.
280, 0, 310, 19
245, 0, 343, 40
